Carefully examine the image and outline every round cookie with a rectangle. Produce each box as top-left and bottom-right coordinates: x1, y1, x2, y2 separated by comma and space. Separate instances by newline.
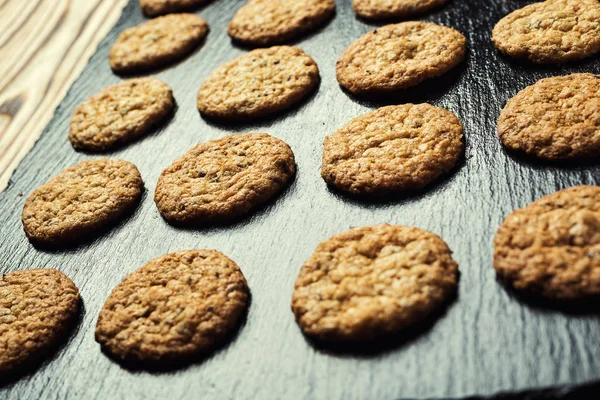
140, 0, 211, 17
155, 133, 295, 225
197, 46, 319, 120
22, 159, 143, 246
95, 250, 249, 364
109, 14, 208, 73
291, 224, 459, 342
0, 269, 80, 376
69, 78, 174, 152
353, 0, 448, 20
492, 0, 600, 64
498, 73, 600, 161
494, 186, 600, 300
336, 22, 466, 94
228, 0, 335, 47
322, 104, 464, 196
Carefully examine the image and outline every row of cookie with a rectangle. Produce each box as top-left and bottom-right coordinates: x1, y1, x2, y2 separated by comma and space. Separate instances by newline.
6, 181, 598, 376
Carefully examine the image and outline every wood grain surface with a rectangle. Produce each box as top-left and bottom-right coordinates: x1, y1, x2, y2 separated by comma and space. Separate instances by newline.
0, 0, 127, 192
1, 0, 600, 399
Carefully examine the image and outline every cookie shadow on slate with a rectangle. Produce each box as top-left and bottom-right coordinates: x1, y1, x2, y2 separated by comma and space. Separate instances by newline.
112, 36, 209, 79
341, 59, 468, 108
30, 189, 146, 254
101, 293, 252, 373
497, 277, 600, 316
495, 50, 600, 75
324, 151, 467, 208
303, 288, 459, 357
73, 102, 178, 155
198, 80, 321, 130
229, 10, 337, 51
161, 174, 298, 232
355, 1, 452, 26
0, 298, 85, 387
502, 147, 600, 171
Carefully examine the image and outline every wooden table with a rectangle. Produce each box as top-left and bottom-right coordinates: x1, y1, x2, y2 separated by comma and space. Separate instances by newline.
0, 0, 127, 192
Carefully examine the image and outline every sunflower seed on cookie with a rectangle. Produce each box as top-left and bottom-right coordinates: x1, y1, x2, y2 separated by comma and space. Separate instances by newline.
291, 224, 459, 342
492, 0, 600, 64
140, 0, 211, 17
69, 78, 174, 152
353, 0, 448, 20
494, 185, 600, 300
21, 159, 143, 246
95, 250, 249, 365
228, 0, 335, 47
197, 46, 319, 120
322, 104, 464, 196
155, 133, 295, 225
336, 21, 466, 94
109, 14, 208, 73
498, 73, 600, 161
0, 269, 80, 376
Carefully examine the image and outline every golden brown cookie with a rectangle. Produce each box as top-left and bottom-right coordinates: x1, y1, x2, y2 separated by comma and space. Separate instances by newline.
228, 0, 335, 47
336, 22, 466, 94
322, 104, 464, 196
109, 14, 208, 73
197, 46, 319, 120
69, 78, 174, 152
140, 0, 211, 17
95, 250, 249, 365
0, 269, 80, 376
353, 0, 447, 20
155, 133, 295, 225
21, 159, 144, 246
291, 224, 459, 342
498, 73, 600, 161
494, 186, 600, 300
492, 0, 600, 64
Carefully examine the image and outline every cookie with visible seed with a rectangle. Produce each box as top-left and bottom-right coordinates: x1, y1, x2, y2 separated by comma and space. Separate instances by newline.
95, 250, 249, 365
353, 0, 447, 20
336, 22, 466, 94
228, 0, 335, 47
197, 46, 319, 120
291, 224, 459, 342
492, 0, 600, 64
322, 104, 463, 196
0, 269, 80, 377
21, 159, 143, 246
494, 186, 600, 300
498, 73, 600, 161
140, 0, 211, 17
155, 133, 295, 225
109, 14, 208, 73
69, 78, 174, 152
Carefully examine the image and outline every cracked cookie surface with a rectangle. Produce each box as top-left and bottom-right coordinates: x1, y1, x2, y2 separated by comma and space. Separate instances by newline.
336, 21, 466, 94
494, 186, 600, 300
197, 46, 319, 120
21, 159, 143, 246
492, 0, 600, 64
155, 133, 295, 225
109, 14, 208, 73
140, 0, 211, 17
0, 269, 80, 376
353, 0, 447, 20
95, 250, 249, 364
69, 78, 174, 152
291, 224, 458, 341
228, 0, 335, 47
322, 104, 463, 196
498, 73, 600, 161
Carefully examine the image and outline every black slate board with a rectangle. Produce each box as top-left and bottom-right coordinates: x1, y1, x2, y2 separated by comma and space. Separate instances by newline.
2, 0, 600, 399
